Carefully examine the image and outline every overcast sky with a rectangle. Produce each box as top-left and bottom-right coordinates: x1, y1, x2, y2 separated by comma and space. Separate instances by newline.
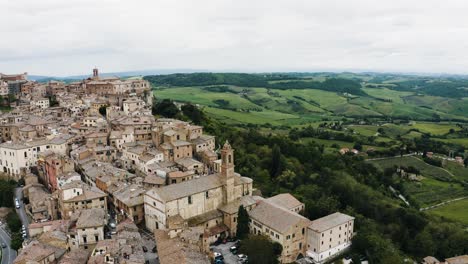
1, 0, 468, 76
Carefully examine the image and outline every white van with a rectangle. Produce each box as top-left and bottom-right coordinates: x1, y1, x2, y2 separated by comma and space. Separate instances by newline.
15, 200, 20, 209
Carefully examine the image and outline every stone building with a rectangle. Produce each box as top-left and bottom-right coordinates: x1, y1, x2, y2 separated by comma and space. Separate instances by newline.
58, 181, 107, 219
69, 208, 107, 250
306, 212, 354, 263
248, 199, 311, 263
144, 141, 253, 237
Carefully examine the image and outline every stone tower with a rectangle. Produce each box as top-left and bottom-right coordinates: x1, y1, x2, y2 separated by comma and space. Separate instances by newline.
93, 68, 99, 79
221, 140, 235, 204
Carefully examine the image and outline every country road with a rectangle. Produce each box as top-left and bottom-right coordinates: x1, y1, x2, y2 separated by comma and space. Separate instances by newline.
365, 153, 417, 161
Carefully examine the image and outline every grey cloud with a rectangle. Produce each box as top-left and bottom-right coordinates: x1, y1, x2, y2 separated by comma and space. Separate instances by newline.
1, 0, 468, 75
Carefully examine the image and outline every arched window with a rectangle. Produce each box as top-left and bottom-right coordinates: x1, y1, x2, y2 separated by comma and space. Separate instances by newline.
228, 155, 232, 163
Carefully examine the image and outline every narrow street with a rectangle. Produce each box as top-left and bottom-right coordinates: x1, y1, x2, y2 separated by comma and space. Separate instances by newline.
14, 188, 29, 237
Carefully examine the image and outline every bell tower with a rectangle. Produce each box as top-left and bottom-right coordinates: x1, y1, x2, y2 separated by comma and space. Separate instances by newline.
93, 68, 99, 79
221, 140, 235, 203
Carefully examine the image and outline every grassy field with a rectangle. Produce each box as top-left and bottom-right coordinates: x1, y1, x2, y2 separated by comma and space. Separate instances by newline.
402, 178, 467, 207
433, 138, 468, 148
429, 198, 468, 226
411, 122, 460, 135
203, 106, 303, 125
443, 161, 468, 181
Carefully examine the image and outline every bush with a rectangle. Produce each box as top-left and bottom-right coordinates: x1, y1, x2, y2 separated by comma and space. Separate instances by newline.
6, 212, 21, 233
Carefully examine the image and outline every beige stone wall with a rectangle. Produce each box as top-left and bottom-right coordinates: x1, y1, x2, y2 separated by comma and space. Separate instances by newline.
61, 197, 107, 219
76, 226, 104, 249
249, 218, 309, 263
173, 145, 192, 161
307, 219, 354, 255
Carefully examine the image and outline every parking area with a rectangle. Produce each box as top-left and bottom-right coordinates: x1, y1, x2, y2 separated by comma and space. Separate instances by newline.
211, 241, 238, 264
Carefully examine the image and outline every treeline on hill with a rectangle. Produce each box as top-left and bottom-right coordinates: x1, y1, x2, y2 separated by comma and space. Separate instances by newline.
374, 78, 468, 98
144, 73, 366, 95
153, 100, 468, 263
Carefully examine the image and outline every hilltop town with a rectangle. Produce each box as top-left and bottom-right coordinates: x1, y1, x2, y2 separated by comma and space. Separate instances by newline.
0, 70, 359, 264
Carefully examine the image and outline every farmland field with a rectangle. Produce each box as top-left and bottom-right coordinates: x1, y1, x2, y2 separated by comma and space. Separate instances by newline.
411, 122, 460, 135
369, 156, 454, 181
369, 156, 468, 208
153, 83, 468, 126
402, 178, 467, 207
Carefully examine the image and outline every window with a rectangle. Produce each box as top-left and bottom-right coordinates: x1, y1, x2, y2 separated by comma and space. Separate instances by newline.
205, 191, 209, 198
302, 228, 305, 235
233, 217, 237, 223
188, 196, 192, 204
286, 235, 290, 240
95, 235, 99, 242
299, 243, 302, 249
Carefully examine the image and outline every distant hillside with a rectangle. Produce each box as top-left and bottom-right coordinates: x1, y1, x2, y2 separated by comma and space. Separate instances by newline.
144, 73, 366, 96
148, 72, 468, 124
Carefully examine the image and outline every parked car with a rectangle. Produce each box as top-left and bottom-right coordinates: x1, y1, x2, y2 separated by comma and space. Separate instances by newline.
229, 245, 238, 254
214, 259, 224, 264
214, 252, 224, 260
142, 246, 148, 252
1, 243, 6, 248
237, 254, 248, 262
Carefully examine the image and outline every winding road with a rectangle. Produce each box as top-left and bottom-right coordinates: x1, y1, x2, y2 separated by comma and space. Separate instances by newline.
0, 225, 16, 264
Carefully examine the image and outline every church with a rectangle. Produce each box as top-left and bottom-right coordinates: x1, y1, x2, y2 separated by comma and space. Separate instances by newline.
144, 141, 255, 239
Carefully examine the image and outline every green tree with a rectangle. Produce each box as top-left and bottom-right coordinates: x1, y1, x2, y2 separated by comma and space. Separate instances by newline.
270, 145, 283, 178
181, 103, 205, 125
239, 235, 280, 264
6, 212, 21, 233
49, 95, 59, 107
276, 169, 296, 189
10, 232, 22, 251
409, 230, 436, 258
236, 206, 249, 239
153, 99, 180, 117
98, 105, 108, 117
